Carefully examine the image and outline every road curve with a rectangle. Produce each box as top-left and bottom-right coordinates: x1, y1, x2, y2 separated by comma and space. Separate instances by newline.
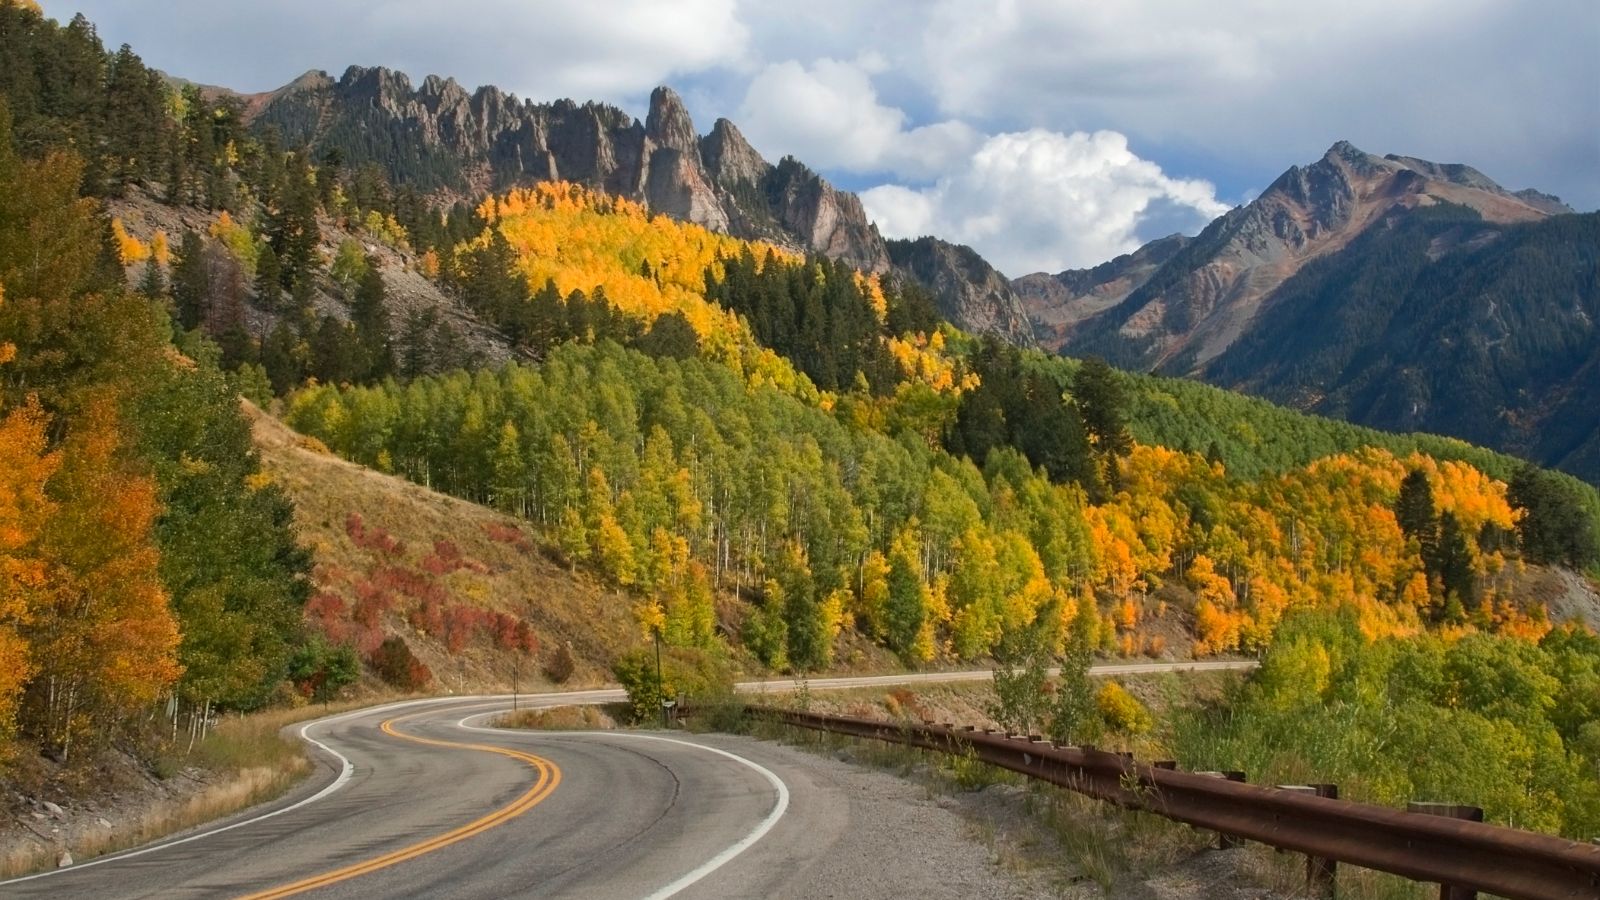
2, 660, 1255, 898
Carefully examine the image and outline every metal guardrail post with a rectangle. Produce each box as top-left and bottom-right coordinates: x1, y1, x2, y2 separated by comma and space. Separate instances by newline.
1280, 785, 1338, 897
1310, 784, 1340, 893
1407, 803, 1484, 900
1198, 771, 1247, 849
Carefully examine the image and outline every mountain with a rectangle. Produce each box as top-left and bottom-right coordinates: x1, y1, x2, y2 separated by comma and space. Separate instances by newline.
1205, 207, 1600, 482
1015, 142, 1598, 481
240, 67, 1045, 341
1015, 233, 1189, 350
245, 68, 891, 274
886, 237, 1036, 347
1019, 141, 1573, 372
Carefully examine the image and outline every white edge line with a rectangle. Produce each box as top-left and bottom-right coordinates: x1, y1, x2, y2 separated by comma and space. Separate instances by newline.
459, 714, 790, 900
0, 694, 511, 886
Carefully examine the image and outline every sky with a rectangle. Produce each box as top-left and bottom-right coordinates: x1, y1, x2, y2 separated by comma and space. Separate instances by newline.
39, 0, 1600, 276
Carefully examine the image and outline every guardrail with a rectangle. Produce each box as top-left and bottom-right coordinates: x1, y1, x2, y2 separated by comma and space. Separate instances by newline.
749, 706, 1600, 900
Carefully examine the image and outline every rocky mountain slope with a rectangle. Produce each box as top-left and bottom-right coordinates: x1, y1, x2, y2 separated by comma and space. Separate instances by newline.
236, 67, 1048, 342
245, 68, 891, 274
886, 237, 1036, 347
1206, 207, 1600, 482
1014, 142, 1595, 482
1019, 142, 1572, 371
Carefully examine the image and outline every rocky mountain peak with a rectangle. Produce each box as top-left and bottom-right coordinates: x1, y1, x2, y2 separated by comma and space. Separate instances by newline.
283, 69, 333, 94
645, 85, 698, 154
1017, 142, 1573, 370
700, 118, 767, 189
248, 71, 923, 317
888, 237, 1035, 346
340, 65, 411, 96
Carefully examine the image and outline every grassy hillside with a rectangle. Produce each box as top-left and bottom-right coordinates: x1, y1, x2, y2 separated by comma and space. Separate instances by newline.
248, 402, 639, 690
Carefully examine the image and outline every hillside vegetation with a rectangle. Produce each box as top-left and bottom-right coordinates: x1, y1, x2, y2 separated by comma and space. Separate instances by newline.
286, 183, 1586, 679
249, 404, 636, 689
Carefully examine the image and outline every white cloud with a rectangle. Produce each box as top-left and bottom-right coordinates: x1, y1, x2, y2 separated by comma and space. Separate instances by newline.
735, 58, 978, 180
863, 130, 1230, 275
47, 0, 748, 101
47, 0, 1600, 227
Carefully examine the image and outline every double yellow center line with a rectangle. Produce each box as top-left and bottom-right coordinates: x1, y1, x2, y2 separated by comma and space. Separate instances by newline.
237, 710, 561, 899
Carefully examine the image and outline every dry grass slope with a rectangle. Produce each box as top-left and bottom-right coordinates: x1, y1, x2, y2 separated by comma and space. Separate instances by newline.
248, 402, 643, 691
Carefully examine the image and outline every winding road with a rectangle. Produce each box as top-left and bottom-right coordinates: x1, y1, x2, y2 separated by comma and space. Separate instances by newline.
1, 661, 1255, 899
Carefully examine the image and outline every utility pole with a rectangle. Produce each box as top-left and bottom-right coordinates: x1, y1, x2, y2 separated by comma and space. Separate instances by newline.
654, 626, 667, 729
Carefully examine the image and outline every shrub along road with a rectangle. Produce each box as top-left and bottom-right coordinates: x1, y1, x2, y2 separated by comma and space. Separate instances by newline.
1, 661, 1255, 898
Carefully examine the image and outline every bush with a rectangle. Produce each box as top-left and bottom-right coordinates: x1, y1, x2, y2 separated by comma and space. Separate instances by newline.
287, 635, 360, 703
543, 642, 576, 684
369, 636, 431, 691
613, 645, 734, 724
1096, 682, 1152, 735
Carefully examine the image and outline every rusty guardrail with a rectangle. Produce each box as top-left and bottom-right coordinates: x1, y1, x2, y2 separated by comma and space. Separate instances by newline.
751, 706, 1600, 900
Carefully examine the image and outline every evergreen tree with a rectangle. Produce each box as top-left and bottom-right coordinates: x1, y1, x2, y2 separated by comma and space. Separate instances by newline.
398, 307, 437, 380
350, 260, 392, 379
1396, 469, 1437, 542
171, 230, 211, 331
309, 316, 357, 385
254, 241, 283, 311
1509, 466, 1600, 569
1073, 357, 1133, 462
135, 257, 166, 299
270, 152, 320, 288
884, 544, 925, 663
1429, 511, 1476, 618
260, 322, 303, 394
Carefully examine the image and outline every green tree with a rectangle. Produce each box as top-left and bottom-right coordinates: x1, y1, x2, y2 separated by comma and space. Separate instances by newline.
1396, 469, 1437, 542
1509, 466, 1600, 569
171, 230, 211, 331
884, 538, 927, 662
1072, 356, 1133, 491
351, 260, 392, 379
254, 241, 283, 311
1049, 636, 1097, 744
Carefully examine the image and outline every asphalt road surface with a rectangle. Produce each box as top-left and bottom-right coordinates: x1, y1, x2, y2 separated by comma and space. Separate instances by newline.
2, 660, 1256, 899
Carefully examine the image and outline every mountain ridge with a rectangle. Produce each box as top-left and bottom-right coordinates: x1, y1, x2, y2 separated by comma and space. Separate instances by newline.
1018, 140, 1572, 372
243, 67, 894, 272
1013, 141, 1594, 482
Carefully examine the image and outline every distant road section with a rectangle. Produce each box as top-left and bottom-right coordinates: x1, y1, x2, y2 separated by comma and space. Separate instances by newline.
0, 659, 1256, 898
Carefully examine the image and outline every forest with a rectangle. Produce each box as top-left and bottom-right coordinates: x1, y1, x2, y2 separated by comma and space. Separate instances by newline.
0, 103, 311, 765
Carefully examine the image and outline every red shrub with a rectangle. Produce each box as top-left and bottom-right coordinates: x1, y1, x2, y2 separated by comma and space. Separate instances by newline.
304, 590, 347, 629
347, 512, 405, 556
369, 637, 431, 691
376, 566, 447, 605
408, 598, 446, 637
352, 624, 386, 656
483, 522, 534, 552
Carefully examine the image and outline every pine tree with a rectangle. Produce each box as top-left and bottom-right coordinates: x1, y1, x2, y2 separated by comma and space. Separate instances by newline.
1430, 511, 1476, 619
135, 258, 166, 299
351, 261, 392, 380
171, 230, 211, 331
1073, 357, 1133, 491
254, 242, 283, 311
270, 153, 320, 288
884, 541, 926, 663
1396, 469, 1437, 542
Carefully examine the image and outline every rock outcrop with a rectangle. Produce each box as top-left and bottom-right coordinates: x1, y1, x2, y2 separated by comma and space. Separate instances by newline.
887, 237, 1036, 347
247, 68, 890, 272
